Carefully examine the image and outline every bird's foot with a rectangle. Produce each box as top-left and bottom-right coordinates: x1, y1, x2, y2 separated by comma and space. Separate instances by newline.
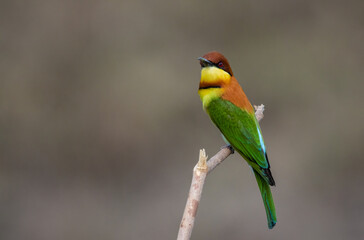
221, 144, 234, 154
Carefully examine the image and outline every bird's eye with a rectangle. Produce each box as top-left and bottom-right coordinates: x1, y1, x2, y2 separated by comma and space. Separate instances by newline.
218, 62, 224, 68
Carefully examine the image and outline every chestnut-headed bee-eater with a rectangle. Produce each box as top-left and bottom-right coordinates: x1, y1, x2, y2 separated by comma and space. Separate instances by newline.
197, 51, 277, 229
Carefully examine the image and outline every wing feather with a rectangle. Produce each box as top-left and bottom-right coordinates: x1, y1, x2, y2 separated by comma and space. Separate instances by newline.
207, 98, 273, 183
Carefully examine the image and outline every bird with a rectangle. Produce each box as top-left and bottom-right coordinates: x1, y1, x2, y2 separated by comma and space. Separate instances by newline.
197, 51, 277, 229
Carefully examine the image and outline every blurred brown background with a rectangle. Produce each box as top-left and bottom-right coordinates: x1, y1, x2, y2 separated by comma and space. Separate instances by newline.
1, 0, 364, 239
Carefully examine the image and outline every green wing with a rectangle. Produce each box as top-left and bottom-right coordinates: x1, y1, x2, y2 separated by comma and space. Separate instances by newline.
207, 98, 277, 229
207, 98, 272, 183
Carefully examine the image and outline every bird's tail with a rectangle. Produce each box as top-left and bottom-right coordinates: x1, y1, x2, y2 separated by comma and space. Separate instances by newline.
253, 169, 277, 229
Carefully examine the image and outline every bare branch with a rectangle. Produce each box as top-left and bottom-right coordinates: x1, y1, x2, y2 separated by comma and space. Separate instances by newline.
254, 104, 265, 122
177, 104, 265, 240
206, 147, 232, 173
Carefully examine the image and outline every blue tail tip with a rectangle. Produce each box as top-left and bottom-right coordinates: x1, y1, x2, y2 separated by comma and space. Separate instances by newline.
268, 221, 277, 229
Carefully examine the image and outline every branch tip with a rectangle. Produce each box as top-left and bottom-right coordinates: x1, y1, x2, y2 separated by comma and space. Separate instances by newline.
196, 149, 208, 171
254, 104, 265, 122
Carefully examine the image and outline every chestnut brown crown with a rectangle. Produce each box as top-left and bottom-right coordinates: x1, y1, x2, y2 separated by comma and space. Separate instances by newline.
200, 51, 233, 76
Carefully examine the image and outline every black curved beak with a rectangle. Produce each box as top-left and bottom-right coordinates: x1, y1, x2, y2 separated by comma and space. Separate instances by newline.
198, 57, 214, 68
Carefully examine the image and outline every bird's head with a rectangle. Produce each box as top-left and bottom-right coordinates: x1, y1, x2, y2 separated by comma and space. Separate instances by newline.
198, 51, 233, 91
198, 51, 234, 109
198, 51, 233, 76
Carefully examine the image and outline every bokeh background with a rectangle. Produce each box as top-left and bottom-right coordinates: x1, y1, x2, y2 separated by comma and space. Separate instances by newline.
1, 0, 364, 239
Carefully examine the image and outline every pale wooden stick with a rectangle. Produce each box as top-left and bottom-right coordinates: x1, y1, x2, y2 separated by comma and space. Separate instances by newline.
177, 104, 265, 240
254, 104, 265, 122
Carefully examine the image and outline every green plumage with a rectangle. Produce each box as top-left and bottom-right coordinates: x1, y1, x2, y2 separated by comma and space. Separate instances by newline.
253, 169, 276, 229
206, 98, 277, 229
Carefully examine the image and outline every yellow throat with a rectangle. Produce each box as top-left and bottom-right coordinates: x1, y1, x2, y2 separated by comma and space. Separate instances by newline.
198, 66, 231, 109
